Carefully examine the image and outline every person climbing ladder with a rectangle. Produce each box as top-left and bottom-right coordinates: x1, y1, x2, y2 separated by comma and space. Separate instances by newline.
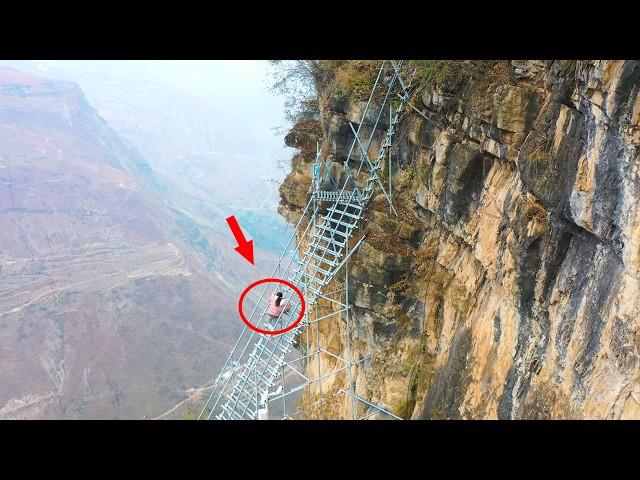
265, 291, 291, 330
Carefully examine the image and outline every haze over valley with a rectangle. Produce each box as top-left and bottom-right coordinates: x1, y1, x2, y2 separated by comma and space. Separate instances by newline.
0, 61, 293, 419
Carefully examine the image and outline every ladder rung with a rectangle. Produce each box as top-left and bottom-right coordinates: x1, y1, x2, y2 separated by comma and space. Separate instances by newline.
332, 201, 363, 211
321, 216, 357, 230
312, 232, 346, 249
327, 208, 361, 220
309, 240, 343, 255
236, 408, 256, 420
300, 272, 331, 291
266, 339, 294, 357
315, 190, 365, 203
306, 243, 342, 258
311, 276, 330, 291
253, 352, 281, 372
229, 394, 256, 414
256, 360, 279, 378
315, 224, 348, 240
303, 263, 333, 278
228, 382, 260, 407
237, 371, 269, 391
231, 385, 268, 409
308, 239, 342, 254
221, 404, 243, 420
274, 341, 292, 354
250, 352, 270, 368
230, 388, 258, 408
303, 252, 338, 267
307, 285, 323, 297
312, 236, 346, 252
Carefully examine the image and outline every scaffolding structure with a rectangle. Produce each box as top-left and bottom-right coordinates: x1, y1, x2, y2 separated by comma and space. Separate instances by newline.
199, 60, 414, 420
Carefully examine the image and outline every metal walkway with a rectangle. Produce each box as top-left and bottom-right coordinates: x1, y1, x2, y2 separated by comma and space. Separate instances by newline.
199, 60, 414, 420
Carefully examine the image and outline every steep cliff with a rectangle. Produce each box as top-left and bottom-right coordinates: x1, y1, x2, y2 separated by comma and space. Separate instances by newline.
279, 60, 640, 419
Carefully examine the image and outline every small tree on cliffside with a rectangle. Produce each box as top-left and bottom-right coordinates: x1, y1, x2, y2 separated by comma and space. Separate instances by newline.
268, 60, 332, 124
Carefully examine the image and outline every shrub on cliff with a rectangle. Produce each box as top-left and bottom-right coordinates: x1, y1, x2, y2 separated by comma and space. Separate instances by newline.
269, 60, 329, 124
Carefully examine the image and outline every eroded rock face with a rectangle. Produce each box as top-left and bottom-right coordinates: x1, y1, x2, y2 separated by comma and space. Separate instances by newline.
279, 60, 640, 419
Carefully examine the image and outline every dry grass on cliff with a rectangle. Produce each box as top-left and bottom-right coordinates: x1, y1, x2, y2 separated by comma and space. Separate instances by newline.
520, 193, 549, 225
468, 61, 516, 111
295, 390, 346, 420
389, 278, 418, 297
332, 60, 381, 101
370, 195, 423, 228
386, 238, 446, 299
528, 145, 551, 165
410, 60, 495, 97
478, 60, 516, 90
287, 119, 322, 156
291, 119, 321, 135
364, 228, 415, 257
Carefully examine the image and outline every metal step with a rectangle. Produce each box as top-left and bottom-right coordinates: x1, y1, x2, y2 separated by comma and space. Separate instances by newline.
311, 236, 347, 252
236, 371, 270, 391
326, 207, 362, 221
307, 285, 323, 298
229, 387, 259, 408
312, 271, 333, 286
221, 404, 244, 420
312, 232, 346, 249
315, 190, 364, 203
290, 270, 329, 291
303, 251, 339, 267
231, 382, 267, 402
307, 242, 343, 258
306, 241, 342, 258
314, 223, 349, 240
300, 261, 334, 279
228, 393, 258, 414
332, 201, 363, 211
252, 350, 281, 371
269, 342, 291, 356
321, 216, 358, 230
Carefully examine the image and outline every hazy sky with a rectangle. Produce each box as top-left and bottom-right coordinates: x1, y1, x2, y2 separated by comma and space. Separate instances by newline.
0, 59, 289, 133
27, 60, 276, 102
0, 59, 296, 213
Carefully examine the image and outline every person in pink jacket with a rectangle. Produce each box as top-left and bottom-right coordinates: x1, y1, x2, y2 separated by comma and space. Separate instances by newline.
267, 291, 290, 319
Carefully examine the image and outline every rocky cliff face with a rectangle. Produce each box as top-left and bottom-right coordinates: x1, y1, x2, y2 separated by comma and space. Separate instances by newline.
279, 60, 640, 419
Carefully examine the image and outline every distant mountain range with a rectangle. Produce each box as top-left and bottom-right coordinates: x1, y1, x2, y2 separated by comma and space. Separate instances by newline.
0, 66, 279, 419
9, 60, 293, 254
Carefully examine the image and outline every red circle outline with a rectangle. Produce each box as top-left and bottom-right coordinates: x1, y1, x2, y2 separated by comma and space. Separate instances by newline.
238, 278, 306, 335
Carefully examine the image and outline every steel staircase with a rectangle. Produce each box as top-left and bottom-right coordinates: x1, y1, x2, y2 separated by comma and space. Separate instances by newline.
202, 61, 413, 420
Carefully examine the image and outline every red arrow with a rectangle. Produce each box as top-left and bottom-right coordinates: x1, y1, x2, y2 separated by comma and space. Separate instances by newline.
225, 215, 254, 265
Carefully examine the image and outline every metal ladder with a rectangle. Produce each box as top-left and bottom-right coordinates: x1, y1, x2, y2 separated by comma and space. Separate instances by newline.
203, 61, 412, 420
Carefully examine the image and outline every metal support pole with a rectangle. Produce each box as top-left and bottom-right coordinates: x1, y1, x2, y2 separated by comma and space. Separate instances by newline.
389, 104, 393, 214
353, 394, 403, 420
254, 364, 258, 420
345, 235, 356, 419
348, 121, 398, 216
282, 362, 286, 419
304, 301, 311, 417
316, 300, 321, 395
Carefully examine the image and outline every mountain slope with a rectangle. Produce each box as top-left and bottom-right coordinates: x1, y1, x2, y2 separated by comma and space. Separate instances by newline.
0, 61, 293, 255
0, 67, 258, 419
